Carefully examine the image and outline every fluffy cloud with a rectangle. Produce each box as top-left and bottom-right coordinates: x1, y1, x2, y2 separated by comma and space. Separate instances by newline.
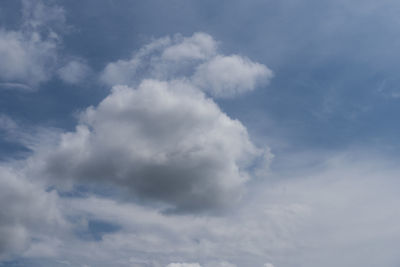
192, 55, 273, 98
0, 29, 57, 89
42, 79, 269, 213
0, 166, 65, 260
0, 31, 273, 264
0, 0, 89, 89
62, 33, 271, 213
0, 0, 64, 89
101, 32, 272, 98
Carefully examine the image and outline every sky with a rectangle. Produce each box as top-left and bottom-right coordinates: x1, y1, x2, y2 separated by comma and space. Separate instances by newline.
1, 0, 400, 266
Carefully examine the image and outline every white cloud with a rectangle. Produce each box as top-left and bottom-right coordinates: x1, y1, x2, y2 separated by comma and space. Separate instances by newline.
0, 31, 275, 263
192, 55, 273, 98
100, 32, 218, 87
41, 79, 269, 212
100, 32, 271, 98
0, 29, 58, 88
28, 152, 400, 267
100, 36, 172, 86
7, 30, 400, 267
0, 0, 83, 89
0, 166, 65, 260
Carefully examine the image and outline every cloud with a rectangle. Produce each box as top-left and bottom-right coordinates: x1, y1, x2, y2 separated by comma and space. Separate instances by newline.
0, 29, 57, 88
0, 150, 396, 266
100, 32, 272, 97
41, 79, 270, 213
56, 33, 273, 213
57, 60, 91, 84
192, 55, 273, 98
0, 0, 65, 89
0, 0, 89, 89
39, 153, 400, 267
0, 166, 65, 260
0, 114, 62, 154
100, 33, 217, 87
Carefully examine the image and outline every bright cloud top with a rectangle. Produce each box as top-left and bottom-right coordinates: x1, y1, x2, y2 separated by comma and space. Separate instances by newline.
101, 32, 273, 98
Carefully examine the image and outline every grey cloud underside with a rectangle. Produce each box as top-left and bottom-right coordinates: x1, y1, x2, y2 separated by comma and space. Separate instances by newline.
25, 154, 400, 267
42, 79, 269, 212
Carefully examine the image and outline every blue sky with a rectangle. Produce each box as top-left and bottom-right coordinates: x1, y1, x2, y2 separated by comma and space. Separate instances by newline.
1, 1, 400, 266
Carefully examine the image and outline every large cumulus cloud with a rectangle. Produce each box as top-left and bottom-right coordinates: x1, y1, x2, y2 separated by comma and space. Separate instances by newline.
42, 78, 270, 212
33, 32, 274, 213
0, 29, 274, 264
